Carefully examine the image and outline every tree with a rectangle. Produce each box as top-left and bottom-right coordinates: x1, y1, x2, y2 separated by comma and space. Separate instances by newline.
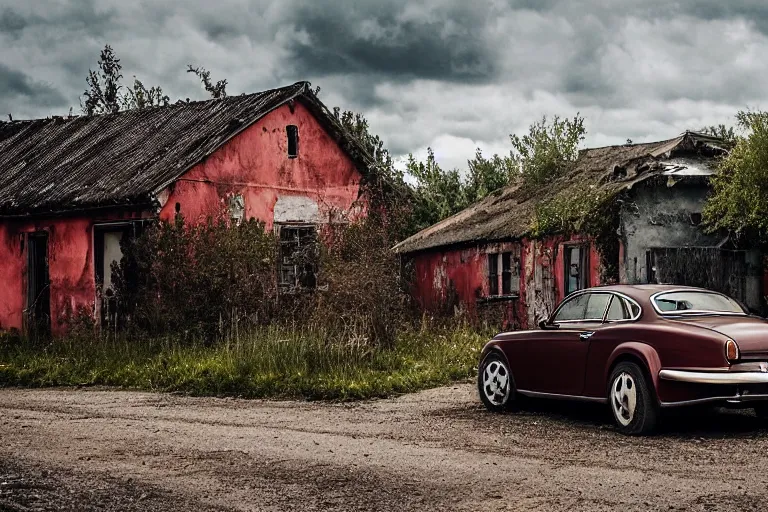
82, 45, 170, 114
187, 65, 227, 99
701, 124, 737, 143
406, 148, 468, 230
81, 45, 124, 115
509, 114, 586, 188
464, 149, 516, 205
703, 110, 768, 237
123, 78, 170, 109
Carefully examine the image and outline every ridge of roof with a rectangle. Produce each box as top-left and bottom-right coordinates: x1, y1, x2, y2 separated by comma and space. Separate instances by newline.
0, 81, 376, 216
393, 131, 727, 254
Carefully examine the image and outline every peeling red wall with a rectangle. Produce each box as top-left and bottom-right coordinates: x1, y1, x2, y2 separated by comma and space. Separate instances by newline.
158, 102, 363, 226
407, 235, 604, 331
0, 211, 145, 335
0, 101, 364, 335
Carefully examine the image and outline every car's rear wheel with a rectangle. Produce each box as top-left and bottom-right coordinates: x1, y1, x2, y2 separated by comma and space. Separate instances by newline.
478, 351, 514, 412
608, 362, 658, 435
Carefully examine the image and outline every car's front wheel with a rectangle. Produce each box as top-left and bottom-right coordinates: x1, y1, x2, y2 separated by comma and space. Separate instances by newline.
478, 351, 515, 412
608, 362, 658, 435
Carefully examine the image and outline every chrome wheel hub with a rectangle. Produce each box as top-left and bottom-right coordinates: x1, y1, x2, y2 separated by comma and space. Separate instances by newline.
612, 372, 637, 426
483, 360, 510, 406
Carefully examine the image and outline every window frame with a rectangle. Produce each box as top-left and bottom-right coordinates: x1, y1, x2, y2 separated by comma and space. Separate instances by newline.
486, 251, 520, 298
563, 244, 590, 296
286, 125, 299, 158
276, 223, 318, 291
649, 289, 747, 317
550, 290, 643, 325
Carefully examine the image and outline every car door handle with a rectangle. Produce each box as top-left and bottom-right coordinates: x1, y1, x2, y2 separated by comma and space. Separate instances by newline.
579, 331, 594, 340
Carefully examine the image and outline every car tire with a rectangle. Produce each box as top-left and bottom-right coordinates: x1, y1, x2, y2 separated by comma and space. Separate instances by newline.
478, 351, 515, 412
608, 362, 658, 435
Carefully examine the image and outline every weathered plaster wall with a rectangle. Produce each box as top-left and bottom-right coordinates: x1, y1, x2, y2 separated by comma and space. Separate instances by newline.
408, 236, 600, 330
410, 241, 526, 329
0, 101, 365, 335
0, 211, 146, 335
621, 180, 763, 310
158, 102, 363, 227
620, 181, 720, 284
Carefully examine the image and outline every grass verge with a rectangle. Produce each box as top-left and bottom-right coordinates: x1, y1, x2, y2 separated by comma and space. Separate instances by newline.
0, 325, 489, 400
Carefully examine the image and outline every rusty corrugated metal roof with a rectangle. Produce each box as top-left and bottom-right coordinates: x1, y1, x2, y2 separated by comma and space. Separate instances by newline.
0, 81, 373, 216
393, 132, 728, 254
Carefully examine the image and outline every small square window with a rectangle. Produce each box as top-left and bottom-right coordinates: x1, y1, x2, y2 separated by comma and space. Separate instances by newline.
286, 125, 299, 158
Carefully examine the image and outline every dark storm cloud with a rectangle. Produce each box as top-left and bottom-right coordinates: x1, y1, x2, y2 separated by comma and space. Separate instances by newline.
282, 1, 496, 82
0, 8, 27, 37
1, 0, 768, 172
0, 0, 115, 37
0, 63, 66, 109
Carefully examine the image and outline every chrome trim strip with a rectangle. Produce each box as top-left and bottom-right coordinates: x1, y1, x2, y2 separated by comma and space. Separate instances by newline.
659, 369, 768, 385
516, 389, 607, 404
660, 393, 768, 408
649, 289, 747, 317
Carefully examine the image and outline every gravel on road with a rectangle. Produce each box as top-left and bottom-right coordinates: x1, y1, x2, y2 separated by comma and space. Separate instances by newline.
0, 384, 766, 511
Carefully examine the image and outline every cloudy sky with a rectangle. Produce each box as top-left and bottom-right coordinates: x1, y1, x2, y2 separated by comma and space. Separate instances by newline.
1, 0, 767, 172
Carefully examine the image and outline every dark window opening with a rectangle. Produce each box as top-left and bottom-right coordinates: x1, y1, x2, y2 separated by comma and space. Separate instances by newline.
278, 225, 317, 291
27, 232, 50, 337
488, 253, 499, 296
487, 251, 520, 297
287, 125, 299, 158
564, 245, 589, 295
501, 253, 512, 294
94, 221, 146, 330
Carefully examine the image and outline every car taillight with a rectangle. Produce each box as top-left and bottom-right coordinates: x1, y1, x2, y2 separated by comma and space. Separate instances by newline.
726, 339, 739, 362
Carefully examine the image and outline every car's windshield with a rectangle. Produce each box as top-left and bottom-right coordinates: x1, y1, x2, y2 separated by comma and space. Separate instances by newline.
652, 291, 745, 315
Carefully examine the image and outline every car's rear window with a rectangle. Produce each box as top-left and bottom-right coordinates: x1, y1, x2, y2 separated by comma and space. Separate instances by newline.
652, 291, 745, 314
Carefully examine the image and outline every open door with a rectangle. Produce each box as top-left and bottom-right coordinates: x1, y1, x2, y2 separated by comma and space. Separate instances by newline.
27, 232, 50, 337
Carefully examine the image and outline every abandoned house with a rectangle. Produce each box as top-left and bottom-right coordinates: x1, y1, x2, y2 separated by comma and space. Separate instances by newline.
394, 131, 763, 329
0, 81, 375, 336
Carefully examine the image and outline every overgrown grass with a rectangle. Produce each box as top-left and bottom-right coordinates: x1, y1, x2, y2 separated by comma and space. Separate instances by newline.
0, 324, 489, 400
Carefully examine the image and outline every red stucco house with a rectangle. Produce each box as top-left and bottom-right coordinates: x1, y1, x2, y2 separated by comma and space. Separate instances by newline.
0, 82, 374, 335
394, 132, 763, 329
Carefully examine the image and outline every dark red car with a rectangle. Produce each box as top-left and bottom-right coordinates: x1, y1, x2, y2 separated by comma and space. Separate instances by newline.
477, 284, 768, 434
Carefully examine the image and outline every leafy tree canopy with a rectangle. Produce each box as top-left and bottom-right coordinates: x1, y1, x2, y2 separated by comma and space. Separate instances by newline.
81, 45, 226, 115
703, 111, 768, 237
508, 114, 586, 188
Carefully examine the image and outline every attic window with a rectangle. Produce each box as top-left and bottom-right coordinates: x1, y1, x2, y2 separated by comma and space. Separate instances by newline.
287, 125, 299, 158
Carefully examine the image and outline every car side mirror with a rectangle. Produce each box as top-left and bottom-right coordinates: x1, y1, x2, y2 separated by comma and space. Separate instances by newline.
538, 319, 558, 330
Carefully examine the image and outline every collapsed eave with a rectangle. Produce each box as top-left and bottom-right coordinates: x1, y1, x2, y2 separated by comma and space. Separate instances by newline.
393, 131, 727, 255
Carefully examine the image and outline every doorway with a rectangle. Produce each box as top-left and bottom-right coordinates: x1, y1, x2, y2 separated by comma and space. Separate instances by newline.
27, 232, 50, 336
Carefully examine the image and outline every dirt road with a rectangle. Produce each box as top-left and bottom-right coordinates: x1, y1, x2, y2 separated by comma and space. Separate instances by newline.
0, 384, 767, 511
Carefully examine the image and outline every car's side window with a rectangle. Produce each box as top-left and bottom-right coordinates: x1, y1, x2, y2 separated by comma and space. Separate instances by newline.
605, 295, 630, 321
553, 293, 589, 322
585, 293, 611, 320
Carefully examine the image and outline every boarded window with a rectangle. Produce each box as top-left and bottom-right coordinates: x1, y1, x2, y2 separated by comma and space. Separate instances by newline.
564, 245, 589, 295
286, 125, 299, 158
278, 225, 317, 290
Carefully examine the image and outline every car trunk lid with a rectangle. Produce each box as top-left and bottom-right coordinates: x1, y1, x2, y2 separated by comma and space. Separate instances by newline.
670, 315, 768, 360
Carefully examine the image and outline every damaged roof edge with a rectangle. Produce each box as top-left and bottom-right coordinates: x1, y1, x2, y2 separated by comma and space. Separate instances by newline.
393, 131, 728, 255
0, 81, 381, 217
